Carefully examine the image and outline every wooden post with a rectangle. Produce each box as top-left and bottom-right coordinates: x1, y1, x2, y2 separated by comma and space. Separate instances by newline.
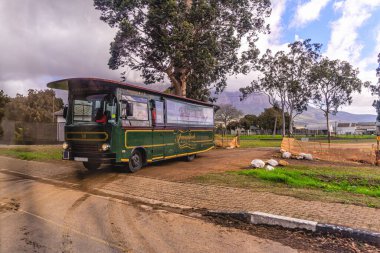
376, 136, 380, 166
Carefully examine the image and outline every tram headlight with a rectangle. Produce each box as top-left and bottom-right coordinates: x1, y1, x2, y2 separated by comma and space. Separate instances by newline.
101, 143, 110, 151
62, 142, 69, 150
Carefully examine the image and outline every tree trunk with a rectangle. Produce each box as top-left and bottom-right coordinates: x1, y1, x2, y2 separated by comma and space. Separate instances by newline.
326, 112, 331, 144
168, 75, 186, 97
289, 112, 293, 136
272, 115, 277, 136
166, 66, 187, 97
180, 76, 187, 97
281, 106, 286, 137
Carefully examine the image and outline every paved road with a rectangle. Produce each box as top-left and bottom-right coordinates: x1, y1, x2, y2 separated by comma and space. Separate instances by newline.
1, 156, 380, 233
0, 172, 296, 253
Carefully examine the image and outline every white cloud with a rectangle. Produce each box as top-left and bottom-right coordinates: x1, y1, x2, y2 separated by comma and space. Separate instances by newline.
291, 0, 331, 27
333, 1, 344, 11
255, 0, 289, 54
325, 0, 380, 115
326, 0, 380, 63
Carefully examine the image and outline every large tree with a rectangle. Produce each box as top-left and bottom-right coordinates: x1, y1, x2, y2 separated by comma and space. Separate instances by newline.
94, 0, 271, 100
240, 39, 321, 136
240, 50, 288, 136
215, 104, 243, 130
283, 40, 321, 134
5, 89, 63, 123
257, 107, 289, 134
310, 58, 368, 143
367, 53, 380, 124
239, 114, 258, 131
0, 90, 10, 137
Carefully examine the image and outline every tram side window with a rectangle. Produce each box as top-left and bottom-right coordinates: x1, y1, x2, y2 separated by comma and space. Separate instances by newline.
155, 101, 164, 124
121, 95, 149, 127
166, 99, 214, 126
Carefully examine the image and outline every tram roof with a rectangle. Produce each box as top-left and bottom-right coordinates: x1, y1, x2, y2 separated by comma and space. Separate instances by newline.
47, 77, 214, 107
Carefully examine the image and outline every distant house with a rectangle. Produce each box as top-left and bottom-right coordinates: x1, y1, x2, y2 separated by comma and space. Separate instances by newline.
355, 122, 376, 135
304, 123, 335, 135
336, 123, 357, 135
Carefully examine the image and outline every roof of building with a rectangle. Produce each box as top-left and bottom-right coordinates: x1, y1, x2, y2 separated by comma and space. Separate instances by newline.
305, 123, 334, 131
337, 123, 357, 127
356, 122, 376, 126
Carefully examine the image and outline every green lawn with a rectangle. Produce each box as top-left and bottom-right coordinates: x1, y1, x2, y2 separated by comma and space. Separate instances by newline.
239, 139, 282, 148
190, 165, 380, 208
238, 168, 380, 197
0, 146, 62, 161
237, 134, 375, 148
239, 135, 284, 140
238, 134, 375, 140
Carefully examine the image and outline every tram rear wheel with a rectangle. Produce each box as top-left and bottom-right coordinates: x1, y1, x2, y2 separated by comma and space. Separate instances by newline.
185, 154, 196, 162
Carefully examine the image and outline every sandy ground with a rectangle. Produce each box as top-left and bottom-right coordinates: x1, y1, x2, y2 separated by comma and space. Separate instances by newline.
134, 148, 277, 180
0, 172, 296, 253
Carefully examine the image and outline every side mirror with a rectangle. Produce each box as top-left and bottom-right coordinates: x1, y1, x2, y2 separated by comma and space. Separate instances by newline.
63, 105, 68, 119
121, 101, 133, 119
127, 102, 133, 117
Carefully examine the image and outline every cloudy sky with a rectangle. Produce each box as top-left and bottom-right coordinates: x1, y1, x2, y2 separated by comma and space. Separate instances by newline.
0, 0, 379, 114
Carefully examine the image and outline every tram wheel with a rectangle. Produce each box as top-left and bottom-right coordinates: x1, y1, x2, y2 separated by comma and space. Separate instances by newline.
128, 150, 143, 173
185, 154, 196, 162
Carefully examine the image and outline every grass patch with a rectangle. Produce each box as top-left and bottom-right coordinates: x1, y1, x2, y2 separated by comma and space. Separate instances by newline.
238, 134, 375, 140
239, 135, 284, 140
239, 139, 281, 148
190, 165, 380, 208
235, 135, 375, 147
0, 146, 62, 161
238, 169, 380, 197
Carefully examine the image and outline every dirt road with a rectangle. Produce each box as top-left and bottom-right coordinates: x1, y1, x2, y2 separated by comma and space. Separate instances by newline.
0, 172, 295, 253
135, 147, 277, 180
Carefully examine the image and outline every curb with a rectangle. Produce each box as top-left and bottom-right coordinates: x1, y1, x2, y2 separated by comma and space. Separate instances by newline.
207, 210, 380, 246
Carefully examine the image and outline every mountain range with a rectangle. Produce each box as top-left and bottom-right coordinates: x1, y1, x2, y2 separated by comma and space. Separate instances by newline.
125, 83, 376, 124
216, 91, 376, 124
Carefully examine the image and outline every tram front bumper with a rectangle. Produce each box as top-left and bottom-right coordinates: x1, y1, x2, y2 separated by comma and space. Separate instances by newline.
63, 150, 116, 164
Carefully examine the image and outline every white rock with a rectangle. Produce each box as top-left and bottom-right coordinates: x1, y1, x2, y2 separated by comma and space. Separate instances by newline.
303, 154, 313, 160
282, 152, 292, 159
251, 159, 265, 168
189, 212, 202, 218
265, 165, 275, 171
266, 159, 279, 167
296, 155, 304, 160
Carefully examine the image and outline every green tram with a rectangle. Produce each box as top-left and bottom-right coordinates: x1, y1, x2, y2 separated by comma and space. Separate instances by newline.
48, 78, 215, 172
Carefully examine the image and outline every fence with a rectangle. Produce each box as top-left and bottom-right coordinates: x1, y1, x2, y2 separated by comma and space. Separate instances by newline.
214, 135, 240, 148
0, 121, 61, 145
281, 137, 377, 164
